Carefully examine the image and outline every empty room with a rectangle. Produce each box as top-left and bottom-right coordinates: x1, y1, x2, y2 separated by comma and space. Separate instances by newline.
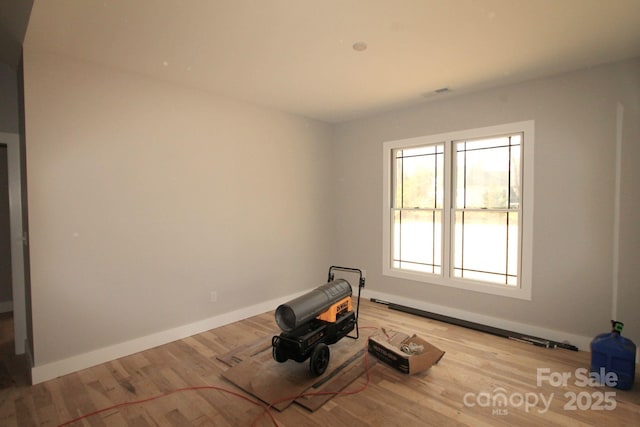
0, 1, 639, 426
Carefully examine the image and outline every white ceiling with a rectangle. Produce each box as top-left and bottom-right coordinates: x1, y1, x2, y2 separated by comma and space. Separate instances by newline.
24, 0, 640, 123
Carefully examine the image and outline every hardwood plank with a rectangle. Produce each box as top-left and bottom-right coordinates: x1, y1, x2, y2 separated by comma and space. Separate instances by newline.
13, 395, 37, 427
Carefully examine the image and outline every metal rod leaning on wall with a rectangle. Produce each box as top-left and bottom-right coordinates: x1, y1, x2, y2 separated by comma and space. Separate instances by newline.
371, 299, 578, 351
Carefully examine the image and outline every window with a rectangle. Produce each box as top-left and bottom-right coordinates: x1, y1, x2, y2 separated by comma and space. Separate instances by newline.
382, 121, 534, 300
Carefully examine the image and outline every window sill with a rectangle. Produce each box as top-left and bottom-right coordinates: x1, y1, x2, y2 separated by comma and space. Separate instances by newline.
382, 266, 532, 300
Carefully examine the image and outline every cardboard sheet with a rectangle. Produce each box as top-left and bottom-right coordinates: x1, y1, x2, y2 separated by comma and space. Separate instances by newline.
220, 328, 377, 412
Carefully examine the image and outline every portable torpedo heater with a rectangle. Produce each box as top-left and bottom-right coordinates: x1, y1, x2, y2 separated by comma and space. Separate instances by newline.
272, 266, 365, 376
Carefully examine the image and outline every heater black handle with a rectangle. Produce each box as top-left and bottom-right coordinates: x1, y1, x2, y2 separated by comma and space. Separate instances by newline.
327, 265, 365, 340
327, 265, 365, 289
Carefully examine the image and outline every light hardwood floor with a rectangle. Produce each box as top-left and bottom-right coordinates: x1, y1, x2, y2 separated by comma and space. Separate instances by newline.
0, 299, 638, 426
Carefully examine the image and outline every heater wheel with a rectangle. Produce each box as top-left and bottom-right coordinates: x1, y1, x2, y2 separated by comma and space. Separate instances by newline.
272, 345, 287, 363
309, 343, 330, 376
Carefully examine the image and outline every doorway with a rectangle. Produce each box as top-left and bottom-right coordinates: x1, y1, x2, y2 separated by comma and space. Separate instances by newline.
0, 133, 29, 387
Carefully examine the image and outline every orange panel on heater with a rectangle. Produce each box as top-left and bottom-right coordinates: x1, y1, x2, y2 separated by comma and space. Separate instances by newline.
316, 296, 352, 323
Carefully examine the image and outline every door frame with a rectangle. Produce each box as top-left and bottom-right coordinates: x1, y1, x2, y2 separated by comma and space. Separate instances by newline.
0, 131, 27, 355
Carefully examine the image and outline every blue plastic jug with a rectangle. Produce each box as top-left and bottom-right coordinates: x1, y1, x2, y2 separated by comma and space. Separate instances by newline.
590, 321, 636, 390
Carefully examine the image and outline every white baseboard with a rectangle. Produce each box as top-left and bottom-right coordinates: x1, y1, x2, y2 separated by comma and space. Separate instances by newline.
31, 288, 313, 384
362, 289, 594, 353
0, 300, 13, 314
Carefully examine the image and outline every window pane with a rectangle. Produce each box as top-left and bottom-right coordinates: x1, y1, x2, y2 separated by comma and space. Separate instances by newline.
435, 148, 444, 209
509, 145, 521, 208
392, 209, 441, 274
400, 145, 440, 157
394, 145, 443, 209
453, 211, 517, 285
456, 136, 521, 209
394, 157, 403, 208
400, 260, 440, 274
507, 211, 519, 280
455, 269, 508, 284
457, 136, 512, 151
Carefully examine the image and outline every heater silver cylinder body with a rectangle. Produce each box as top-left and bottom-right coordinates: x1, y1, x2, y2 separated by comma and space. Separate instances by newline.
275, 279, 352, 332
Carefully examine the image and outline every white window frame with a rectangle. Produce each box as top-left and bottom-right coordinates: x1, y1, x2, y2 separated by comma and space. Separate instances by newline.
382, 121, 534, 300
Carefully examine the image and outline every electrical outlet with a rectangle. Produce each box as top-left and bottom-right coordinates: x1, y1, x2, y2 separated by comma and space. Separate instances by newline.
209, 291, 217, 303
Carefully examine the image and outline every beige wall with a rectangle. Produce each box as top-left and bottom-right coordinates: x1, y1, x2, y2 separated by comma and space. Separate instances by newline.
332, 58, 640, 345
23, 51, 334, 366
616, 59, 640, 347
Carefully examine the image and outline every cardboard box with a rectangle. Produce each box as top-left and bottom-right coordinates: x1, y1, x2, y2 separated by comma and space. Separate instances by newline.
368, 329, 445, 375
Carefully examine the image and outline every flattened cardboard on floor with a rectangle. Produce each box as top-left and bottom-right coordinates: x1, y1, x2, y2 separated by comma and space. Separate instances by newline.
221, 327, 378, 412
368, 330, 444, 374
